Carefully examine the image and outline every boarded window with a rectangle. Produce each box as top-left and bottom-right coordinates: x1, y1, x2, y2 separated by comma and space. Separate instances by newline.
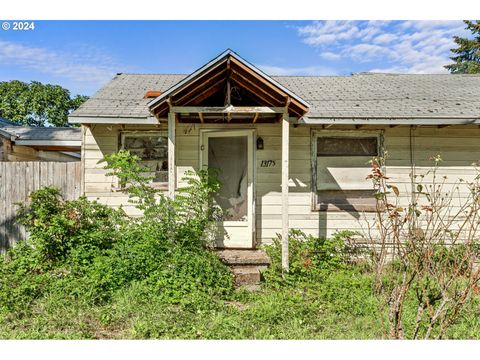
317, 137, 378, 156
121, 132, 168, 185
313, 134, 380, 212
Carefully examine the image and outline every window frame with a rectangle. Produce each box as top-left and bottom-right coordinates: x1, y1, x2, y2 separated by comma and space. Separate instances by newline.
310, 129, 384, 212
120, 130, 169, 190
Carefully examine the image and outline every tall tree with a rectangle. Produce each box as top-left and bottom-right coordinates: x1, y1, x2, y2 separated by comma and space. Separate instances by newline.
445, 20, 480, 74
0, 80, 88, 127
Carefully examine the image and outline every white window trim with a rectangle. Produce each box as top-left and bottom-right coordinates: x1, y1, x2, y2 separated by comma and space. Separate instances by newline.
120, 130, 169, 190
310, 129, 384, 212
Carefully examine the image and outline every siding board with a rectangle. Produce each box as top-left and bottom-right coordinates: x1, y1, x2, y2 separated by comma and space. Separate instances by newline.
83, 124, 480, 245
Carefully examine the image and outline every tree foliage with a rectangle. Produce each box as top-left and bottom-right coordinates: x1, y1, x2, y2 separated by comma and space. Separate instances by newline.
445, 20, 480, 74
0, 80, 88, 127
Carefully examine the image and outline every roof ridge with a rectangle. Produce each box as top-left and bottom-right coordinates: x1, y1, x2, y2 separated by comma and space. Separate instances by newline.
116, 73, 188, 76
112, 73, 480, 79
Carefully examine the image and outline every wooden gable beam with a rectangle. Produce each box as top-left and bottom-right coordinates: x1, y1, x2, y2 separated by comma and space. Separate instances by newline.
183, 78, 226, 106
170, 105, 285, 114
232, 58, 308, 115
174, 68, 227, 105
230, 75, 282, 107
230, 70, 284, 104
231, 58, 289, 98
226, 58, 231, 106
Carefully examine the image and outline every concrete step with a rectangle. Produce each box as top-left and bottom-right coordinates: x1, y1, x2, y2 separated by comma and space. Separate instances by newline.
231, 265, 262, 287
216, 249, 270, 266
216, 249, 270, 288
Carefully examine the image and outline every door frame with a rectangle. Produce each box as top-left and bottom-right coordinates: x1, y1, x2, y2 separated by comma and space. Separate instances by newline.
199, 128, 256, 248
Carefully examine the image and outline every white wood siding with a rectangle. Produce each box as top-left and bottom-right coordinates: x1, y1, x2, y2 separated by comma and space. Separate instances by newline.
82, 123, 480, 245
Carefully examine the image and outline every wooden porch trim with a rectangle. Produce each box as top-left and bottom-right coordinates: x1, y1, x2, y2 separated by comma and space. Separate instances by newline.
168, 111, 176, 198
281, 110, 290, 273
170, 105, 285, 114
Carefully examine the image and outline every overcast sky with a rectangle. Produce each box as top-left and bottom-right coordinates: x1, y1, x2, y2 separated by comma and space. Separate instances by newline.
0, 20, 469, 96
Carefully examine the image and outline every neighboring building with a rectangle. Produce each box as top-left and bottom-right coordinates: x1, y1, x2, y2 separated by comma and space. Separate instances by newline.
68, 49, 480, 249
0, 119, 81, 162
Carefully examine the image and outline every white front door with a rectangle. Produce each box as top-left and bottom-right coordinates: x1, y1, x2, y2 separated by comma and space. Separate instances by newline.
201, 130, 255, 248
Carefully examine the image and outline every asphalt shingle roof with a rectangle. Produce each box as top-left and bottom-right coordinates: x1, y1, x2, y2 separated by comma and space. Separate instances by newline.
0, 126, 81, 141
69, 73, 480, 119
0, 117, 18, 126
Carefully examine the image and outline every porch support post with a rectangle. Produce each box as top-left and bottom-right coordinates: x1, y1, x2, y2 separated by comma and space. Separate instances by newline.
168, 111, 176, 199
281, 110, 290, 272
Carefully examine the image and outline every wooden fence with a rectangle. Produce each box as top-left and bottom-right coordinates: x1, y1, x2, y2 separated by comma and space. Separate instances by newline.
0, 161, 81, 251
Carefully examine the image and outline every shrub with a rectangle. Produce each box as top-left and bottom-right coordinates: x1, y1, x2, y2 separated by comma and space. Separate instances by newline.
16, 187, 127, 267
0, 150, 233, 314
363, 156, 480, 339
263, 229, 357, 284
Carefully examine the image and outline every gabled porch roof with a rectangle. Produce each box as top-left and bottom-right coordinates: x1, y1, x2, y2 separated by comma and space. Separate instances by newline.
148, 49, 310, 122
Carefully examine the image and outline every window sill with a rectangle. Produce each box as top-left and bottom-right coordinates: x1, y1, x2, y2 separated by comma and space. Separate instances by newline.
111, 183, 168, 192
312, 203, 378, 212
312, 190, 378, 213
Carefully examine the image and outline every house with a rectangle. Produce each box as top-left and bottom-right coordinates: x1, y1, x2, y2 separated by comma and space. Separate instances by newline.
0, 119, 81, 162
68, 49, 480, 266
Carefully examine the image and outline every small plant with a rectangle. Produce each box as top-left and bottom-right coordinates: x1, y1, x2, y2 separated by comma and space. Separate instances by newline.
101, 150, 159, 213
263, 229, 357, 284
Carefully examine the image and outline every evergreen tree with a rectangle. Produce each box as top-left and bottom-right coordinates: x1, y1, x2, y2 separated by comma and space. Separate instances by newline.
445, 20, 480, 74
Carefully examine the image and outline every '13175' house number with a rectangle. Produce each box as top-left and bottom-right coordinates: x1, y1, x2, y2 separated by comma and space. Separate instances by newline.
260, 160, 276, 168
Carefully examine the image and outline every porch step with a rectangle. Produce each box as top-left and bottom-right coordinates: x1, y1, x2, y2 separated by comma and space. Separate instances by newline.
216, 249, 270, 289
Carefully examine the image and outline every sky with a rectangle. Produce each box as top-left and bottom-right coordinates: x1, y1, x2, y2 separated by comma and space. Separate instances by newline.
0, 20, 470, 96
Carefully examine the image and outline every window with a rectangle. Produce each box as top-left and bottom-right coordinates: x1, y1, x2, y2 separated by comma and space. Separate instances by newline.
316, 137, 378, 157
121, 132, 168, 186
311, 131, 381, 212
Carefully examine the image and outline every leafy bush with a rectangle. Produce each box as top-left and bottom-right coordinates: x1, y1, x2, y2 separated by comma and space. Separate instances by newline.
0, 150, 233, 316
263, 229, 357, 284
16, 187, 127, 266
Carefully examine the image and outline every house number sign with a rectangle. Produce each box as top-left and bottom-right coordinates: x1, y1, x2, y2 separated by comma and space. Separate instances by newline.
260, 160, 276, 168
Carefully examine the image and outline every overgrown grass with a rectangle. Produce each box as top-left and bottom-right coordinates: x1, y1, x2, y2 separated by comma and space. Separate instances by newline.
2, 227, 480, 340
2, 266, 479, 339
1, 151, 479, 339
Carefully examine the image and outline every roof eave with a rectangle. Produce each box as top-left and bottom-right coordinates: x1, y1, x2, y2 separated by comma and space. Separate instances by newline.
14, 140, 81, 147
68, 115, 160, 125
300, 117, 480, 125
0, 128, 18, 141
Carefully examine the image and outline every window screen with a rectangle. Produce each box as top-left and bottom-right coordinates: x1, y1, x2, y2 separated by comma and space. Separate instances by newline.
122, 133, 168, 183
317, 137, 378, 157
208, 136, 248, 222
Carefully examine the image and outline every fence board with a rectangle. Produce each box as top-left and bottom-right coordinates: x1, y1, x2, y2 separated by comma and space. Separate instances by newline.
0, 161, 81, 251
0, 162, 5, 250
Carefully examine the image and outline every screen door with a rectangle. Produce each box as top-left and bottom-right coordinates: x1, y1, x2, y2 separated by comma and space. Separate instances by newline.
201, 130, 254, 248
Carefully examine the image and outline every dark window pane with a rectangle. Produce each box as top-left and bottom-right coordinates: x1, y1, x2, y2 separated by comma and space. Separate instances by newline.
123, 134, 168, 183
317, 137, 378, 156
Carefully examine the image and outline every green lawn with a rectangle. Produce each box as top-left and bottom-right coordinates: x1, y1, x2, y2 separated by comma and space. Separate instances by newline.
1, 267, 479, 340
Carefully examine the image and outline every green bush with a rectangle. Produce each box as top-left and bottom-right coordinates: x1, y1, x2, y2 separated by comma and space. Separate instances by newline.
0, 150, 233, 316
263, 229, 358, 284
16, 187, 127, 266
